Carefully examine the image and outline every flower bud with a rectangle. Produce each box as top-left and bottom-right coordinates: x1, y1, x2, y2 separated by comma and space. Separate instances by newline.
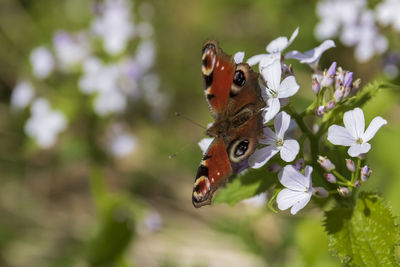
345, 159, 355, 172
343, 71, 353, 98
318, 155, 336, 172
354, 180, 361, 188
312, 77, 321, 94
268, 164, 282, 173
315, 105, 326, 117
360, 165, 371, 182
313, 187, 329, 198
324, 173, 336, 183
294, 158, 304, 171
337, 186, 351, 197
327, 100, 336, 109
321, 62, 336, 87
352, 78, 361, 91
333, 87, 344, 102
335, 67, 345, 88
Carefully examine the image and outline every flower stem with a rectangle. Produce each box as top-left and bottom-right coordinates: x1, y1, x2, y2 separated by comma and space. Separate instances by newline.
333, 170, 348, 183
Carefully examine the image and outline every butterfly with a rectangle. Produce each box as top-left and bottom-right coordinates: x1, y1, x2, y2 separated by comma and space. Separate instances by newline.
192, 41, 266, 208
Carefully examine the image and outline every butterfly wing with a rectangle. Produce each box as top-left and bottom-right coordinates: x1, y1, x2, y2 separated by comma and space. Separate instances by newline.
201, 40, 236, 118
192, 138, 232, 208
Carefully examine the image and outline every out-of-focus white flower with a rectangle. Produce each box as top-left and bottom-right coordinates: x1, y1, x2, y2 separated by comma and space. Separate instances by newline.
315, 0, 388, 62
135, 40, 155, 72
30, 46, 55, 79
286, 40, 335, 68
249, 111, 300, 169
144, 211, 163, 231
108, 124, 137, 157
327, 108, 387, 157
198, 138, 214, 154
53, 30, 90, 69
259, 58, 299, 123
11, 81, 35, 110
277, 165, 313, 215
247, 27, 299, 66
242, 193, 267, 207
92, 0, 135, 55
94, 89, 127, 116
136, 22, 154, 38
25, 98, 67, 148
376, 0, 400, 32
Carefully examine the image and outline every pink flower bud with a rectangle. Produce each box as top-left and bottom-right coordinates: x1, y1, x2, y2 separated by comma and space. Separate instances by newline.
324, 173, 336, 183
318, 155, 335, 171
360, 165, 371, 182
338, 186, 351, 197
346, 159, 356, 172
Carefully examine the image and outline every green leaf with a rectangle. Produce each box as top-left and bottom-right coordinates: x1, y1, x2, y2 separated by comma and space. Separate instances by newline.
213, 167, 276, 206
324, 192, 400, 266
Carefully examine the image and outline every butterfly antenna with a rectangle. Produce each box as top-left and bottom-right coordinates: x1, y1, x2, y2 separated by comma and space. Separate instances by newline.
169, 138, 201, 159
175, 112, 207, 130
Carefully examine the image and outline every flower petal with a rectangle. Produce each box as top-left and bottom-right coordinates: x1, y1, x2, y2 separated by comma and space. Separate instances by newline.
263, 98, 280, 123
362, 116, 387, 142
280, 139, 300, 162
286, 40, 335, 65
327, 125, 355, 146
248, 146, 280, 169
234, 51, 245, 64
277, 76, 300, 98
348, 143, 371, 157
266, 37, 289, 53
198, 137, 214, 155
288, 27, 299, 47
278, 165, 309, 190
247, 54, 267, 66
276, 189, 311, 215
275, 111, 291, 138
261, 57, 281, 91
290, 192, 312, 215
259, 127, 277, 145
343, 108, 365, 139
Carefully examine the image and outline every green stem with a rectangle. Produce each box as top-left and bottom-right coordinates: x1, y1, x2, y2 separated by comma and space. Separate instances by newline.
333, 170, 349, 183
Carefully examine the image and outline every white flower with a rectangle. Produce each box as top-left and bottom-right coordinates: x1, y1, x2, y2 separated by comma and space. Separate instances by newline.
135, 40, 155, 72
260, 58, 299, 123
247, 27, 299, 66
30, 46, 55, 79
11, 81, 35, 110
234, 51, 245, 64
375, 0, 400, 32
277, 165, 313, 215
108, 124, 137, 157
94, 89, 127, 116
285, 40, 336, 68
249, 111, 300, 169
53, 30, 90, 69
241, 193, 267, 207
327, 108, 387, 157
25, 98, 67, 148
198, 137, 214, 154
92, 0, 134, 55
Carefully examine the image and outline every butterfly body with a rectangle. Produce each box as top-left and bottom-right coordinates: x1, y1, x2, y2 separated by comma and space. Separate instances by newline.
192, 41, 266, 208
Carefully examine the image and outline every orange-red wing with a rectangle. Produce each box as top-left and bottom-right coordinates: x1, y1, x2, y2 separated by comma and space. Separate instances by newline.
201, 41, 235, 117
192, 138, 232, 208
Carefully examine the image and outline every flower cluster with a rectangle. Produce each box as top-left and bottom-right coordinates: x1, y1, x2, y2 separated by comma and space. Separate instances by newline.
11, 0, 166, 157
200, 27, 387, 215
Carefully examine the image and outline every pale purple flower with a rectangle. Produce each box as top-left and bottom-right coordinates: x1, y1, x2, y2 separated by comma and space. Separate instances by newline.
276, 165, 313, 215
321, 62, 337, 88
315, 105, 326, 117
24, 98, 67, 148
286, 40, 335, 69
259, 58, 300, 123
354, 180, 361, 188
135, 40, 155, 72
313, 187, 329, 198
312, 77, 321, 94
327, 100, 336, 109
248, 111, 300, 169
11, 81, 35, 110
94, 89, 127, 116
247, 27, 299, 66
328, 108, 387, 157
30, 46, 54, 79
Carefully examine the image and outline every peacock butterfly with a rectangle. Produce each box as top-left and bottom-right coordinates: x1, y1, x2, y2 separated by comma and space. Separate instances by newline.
192, 41, 266, 208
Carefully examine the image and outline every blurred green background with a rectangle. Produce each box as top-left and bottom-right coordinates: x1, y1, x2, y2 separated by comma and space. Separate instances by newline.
0, 0, 399, 266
